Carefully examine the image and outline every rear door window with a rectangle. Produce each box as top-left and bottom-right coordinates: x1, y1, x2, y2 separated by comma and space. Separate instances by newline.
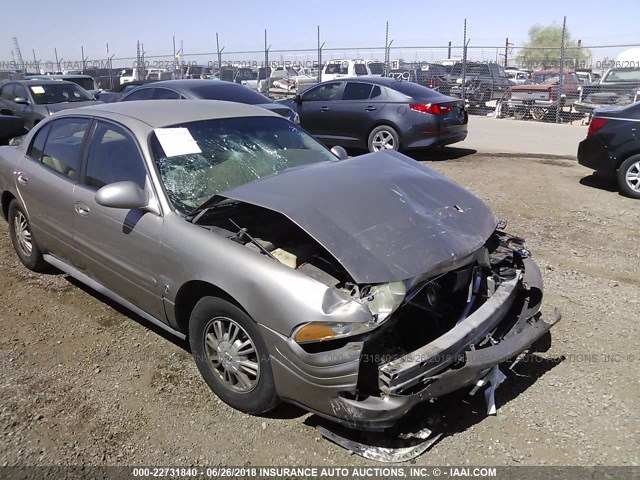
342, 82, 373, 100
121, 88, 154, 101
0, 83, 15, 100
152, 88, 181, 100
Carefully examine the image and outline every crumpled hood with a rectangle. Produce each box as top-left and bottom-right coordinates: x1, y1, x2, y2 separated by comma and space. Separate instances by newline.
222, 150, 497, 284
46, 100, 102, 114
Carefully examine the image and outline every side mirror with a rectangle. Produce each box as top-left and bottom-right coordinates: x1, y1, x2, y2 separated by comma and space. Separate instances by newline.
95, 181, 148, 209
294, 94, 303, 104
13, 97, 29, 105
330, 146, 348, 161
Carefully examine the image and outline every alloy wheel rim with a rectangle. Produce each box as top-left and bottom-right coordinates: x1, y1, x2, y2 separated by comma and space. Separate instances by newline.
13, 211, 33, 257
372, 131, 395, 151
625, 161, 640, 192
204, 316, 260, 393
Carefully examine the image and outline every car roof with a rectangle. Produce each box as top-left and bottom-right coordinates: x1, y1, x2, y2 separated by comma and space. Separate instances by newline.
8, 79, 77, 86
145, 79, 246, 92
29, 74, 94, 79
321, 76, 409, 87
67, 99, 276, 128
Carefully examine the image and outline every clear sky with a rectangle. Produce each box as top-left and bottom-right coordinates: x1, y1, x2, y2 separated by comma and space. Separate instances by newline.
4, 0, 640, 66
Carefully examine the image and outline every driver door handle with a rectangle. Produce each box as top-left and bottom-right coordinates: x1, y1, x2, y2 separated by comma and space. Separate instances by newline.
16, 172, 29, 185
320, 106, 330, 112
365, 106, 377, 111
74, 202, 90, 216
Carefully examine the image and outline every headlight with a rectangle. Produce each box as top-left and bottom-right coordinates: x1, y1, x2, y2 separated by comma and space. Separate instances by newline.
364, 281, 406, 323
292, 112, 300, 124
292, 281, 406, 344
293, 321, 375, 344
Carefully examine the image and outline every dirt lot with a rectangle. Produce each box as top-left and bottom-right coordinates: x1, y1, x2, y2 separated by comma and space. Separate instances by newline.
0, 152, 638, 467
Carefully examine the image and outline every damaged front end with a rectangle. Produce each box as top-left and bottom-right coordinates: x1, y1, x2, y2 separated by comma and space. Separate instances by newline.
187, 150, 560, 430
262, 227, 559, 431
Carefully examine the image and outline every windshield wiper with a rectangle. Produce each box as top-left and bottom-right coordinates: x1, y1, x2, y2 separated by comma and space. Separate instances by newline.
185, 196, 238, 224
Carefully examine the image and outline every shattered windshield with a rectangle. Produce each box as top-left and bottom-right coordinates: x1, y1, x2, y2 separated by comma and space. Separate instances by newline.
152, 116, 337, 212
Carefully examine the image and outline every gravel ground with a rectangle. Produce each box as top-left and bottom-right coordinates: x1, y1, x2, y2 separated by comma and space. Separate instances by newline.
0, 152, 638, 467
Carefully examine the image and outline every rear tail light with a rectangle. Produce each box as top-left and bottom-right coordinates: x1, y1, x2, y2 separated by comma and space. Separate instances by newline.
587, 117, 608, 137
410, 103, 452, 115
428, 78, 436, 88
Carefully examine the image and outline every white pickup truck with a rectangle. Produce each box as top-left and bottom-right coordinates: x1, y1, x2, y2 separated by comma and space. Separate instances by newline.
321, 59, 372, 82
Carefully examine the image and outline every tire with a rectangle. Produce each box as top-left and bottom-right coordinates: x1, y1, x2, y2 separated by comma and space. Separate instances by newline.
617, 155, 640, 199
513, 107, 528, 121
530, 107, 550, 122
367, 125, 400, 153
8, 200, 48, 272
189, 297, 279, 414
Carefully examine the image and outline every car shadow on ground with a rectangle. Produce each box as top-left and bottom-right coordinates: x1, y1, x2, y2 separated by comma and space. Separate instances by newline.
347, 147, 477, 162
579, 172, 620, 194
63, 275, 312, 420
64, 276, 190, 351
406, 147, 478, 162
304, 349, 565, 455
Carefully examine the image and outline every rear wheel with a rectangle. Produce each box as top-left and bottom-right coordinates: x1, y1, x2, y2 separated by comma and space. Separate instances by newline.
368, 125, 400, 152
530, 107, 550, 121
189, 297, 279, 414
617, 155, 640, 199
8, 200, 48, 272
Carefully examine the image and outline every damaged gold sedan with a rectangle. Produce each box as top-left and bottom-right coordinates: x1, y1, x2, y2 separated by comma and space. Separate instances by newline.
0, 101, 560, 435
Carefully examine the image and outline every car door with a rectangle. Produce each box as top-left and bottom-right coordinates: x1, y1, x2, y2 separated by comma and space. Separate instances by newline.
14, 117, 92, 262
72, 119, 165, 320
297, 82, 343, 141
329, 81, 382, 147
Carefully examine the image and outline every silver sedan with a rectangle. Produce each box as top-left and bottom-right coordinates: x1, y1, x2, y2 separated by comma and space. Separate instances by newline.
0, 100, 559, 431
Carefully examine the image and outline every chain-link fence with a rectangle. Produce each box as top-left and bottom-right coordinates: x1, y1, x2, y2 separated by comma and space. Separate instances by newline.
2, 17, 639, 122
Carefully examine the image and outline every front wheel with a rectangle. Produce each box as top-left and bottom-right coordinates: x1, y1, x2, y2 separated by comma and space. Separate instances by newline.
8, 200, 48, 272
368, 125, 400, 152
617, 155, 640, 199
189, 297, 279, 414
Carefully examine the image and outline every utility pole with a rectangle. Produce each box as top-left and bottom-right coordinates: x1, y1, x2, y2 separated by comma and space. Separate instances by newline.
54, 48, 61, 73
172, 36, 177, 78
447, 41, 452, 60
317, 25, 324, 83
216, 33, 224, 73
384, 21, 389, 73
556, 15, 567, 124
81, 45, 86, 72
504, 37, 513, 67
461, 19, 468, 102
32, 49, 38, 73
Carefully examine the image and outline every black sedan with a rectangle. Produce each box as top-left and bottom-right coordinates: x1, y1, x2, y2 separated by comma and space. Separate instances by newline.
577, 102, 640, 199
119, 79, 298, 123
0, 80, 100, 130
278, 76, 467, 152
